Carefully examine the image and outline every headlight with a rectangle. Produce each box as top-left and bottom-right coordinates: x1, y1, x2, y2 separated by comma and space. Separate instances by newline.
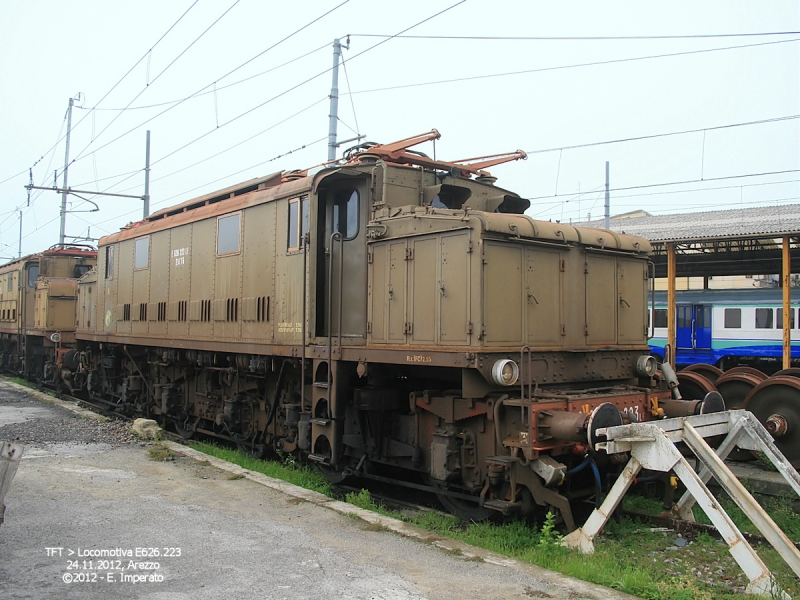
635, 355, 657, 377
491, 359, 519, 386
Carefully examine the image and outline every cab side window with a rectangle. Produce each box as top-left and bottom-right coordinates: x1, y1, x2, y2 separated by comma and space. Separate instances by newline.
105, 246, 114, 279
27, 266, 39, 287
288, 196, 309, 251
333, 190, 359, 240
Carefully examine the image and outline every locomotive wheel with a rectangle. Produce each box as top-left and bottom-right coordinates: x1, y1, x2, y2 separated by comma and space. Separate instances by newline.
173, 418, 196, 440
722, 366, 768, 381
743, 376, 800, 467
681, 363, 724, 384
316, 463, 350, 484
714, 372, 764, 410
433, 484, 494, 522
676, 371, 717, 400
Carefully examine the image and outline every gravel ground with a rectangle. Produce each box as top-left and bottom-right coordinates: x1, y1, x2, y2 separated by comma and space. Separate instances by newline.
0, 382, 136, 446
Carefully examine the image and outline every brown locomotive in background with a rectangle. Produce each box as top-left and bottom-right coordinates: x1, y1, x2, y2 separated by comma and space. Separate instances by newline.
3, 132, 712, 529
0, 247, 96, 379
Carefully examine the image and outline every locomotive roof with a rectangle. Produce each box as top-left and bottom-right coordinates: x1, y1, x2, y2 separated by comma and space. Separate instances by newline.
0, 247, 96, 273
653, 288, 796, 305
99, 170, 313, 246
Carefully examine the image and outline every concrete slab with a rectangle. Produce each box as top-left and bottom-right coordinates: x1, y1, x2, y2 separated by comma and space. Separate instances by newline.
0, 378, 635, 600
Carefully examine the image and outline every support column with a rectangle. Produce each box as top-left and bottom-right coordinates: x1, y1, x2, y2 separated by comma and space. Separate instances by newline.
667, 243, 677, 363
783, 236, 792, 369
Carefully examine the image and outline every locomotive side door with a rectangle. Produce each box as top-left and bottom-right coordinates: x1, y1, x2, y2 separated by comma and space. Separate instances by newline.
313, 176, 369, 341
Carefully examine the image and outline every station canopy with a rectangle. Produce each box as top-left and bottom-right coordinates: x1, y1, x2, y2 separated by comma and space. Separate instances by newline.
576, 204, 800, 278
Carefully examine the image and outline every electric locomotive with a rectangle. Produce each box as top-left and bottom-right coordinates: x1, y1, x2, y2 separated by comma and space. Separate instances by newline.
69, 131, 703, 528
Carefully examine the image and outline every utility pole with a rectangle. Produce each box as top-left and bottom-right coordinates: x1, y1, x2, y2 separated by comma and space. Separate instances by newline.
604, 161, 610, 229
18, 210, 22, 258
59, 96, 78, 246
143, 130, 151, 218
327, 38, 342, 162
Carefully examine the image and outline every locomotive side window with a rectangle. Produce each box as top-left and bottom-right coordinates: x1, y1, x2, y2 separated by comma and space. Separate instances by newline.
288, 196, 309, 251
7, 273, 12, 291
724, 308, 741, 329
653, 309, 668, 328
776, 308, 796, 329
105, 246, 114, 279
27, 266, 39, 287
755, 308, 773, 329
134, 237, 150, 270
333, 190, 359, 240
217, 212, 241, 255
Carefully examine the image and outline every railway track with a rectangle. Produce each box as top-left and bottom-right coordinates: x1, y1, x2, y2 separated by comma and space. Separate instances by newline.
14, 378, 798, 547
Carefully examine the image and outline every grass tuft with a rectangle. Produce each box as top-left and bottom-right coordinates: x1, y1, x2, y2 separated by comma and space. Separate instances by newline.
147, 442, 175, 461
188, 443, 800, 599
190, 441, 334, 496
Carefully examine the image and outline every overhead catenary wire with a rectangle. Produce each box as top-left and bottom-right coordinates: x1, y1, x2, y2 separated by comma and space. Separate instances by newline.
70, 0, 244, 165
526, 170, 800, 201
66, 2, 351, 171
348, 32, 800, 41
82, 0, 467, 200
0, 1, 200, 187
344, 38, 800, 96
106, 96, 330, 196
75, 42, 332, 112
523, 115, 800, 156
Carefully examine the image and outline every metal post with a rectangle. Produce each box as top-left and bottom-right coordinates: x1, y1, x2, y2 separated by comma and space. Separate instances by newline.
59, 97, 75, 246
17, 210, 22, 258
667, 242, 677, 363
783, 236, 791, 369
143, 130, 151, 218
327, 38, 342, 162
604, 161, 610, 229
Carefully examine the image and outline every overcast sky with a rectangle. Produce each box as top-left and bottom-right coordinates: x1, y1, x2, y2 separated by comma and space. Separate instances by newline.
0, 0, 797, 258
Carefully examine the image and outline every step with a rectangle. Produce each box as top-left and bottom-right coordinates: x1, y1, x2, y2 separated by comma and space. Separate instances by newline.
483, 499, 521, 515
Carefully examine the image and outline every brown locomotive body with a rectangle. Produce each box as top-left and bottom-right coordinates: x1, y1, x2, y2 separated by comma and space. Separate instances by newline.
69, 133, 686, 526
0, 247, 96, 378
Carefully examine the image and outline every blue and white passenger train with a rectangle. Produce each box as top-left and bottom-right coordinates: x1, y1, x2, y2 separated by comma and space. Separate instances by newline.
648, 288, 800, 368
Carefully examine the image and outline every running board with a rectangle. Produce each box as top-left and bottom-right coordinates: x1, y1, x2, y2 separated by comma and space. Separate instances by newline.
561, 410, 800, 599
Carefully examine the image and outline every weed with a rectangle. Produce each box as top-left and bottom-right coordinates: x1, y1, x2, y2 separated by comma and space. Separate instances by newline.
147, 442, 174, 461
227, 473, 245, 480
537, 512, 561, 547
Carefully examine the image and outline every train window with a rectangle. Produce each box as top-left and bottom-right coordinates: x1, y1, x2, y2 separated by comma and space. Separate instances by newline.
288, 197, 309, 251
217, 212, 241, 255
7, 274, 12, 292
333, 190, 359, 240
677, 306, 688, 328
776, 308, 796, 329
134, 237, 150, 270
105, 246, 114, 279
653, 309, 668, 328
755, 308, 773, 329
28, 265, 39, 287
724, 308, 741, 329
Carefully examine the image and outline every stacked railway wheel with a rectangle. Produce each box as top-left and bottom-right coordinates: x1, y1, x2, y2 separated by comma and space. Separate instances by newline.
678, 363, 800, 463
743, 376, 800, 467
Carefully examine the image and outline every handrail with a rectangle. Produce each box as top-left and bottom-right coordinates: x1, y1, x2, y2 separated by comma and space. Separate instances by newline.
300, 232, 308, 413
520, 345, 532, 428
326, 232, 344, 419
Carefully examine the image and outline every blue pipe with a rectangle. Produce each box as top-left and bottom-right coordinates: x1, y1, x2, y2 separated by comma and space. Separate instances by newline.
565, 455, 591, 476
590, 459, 602, 509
